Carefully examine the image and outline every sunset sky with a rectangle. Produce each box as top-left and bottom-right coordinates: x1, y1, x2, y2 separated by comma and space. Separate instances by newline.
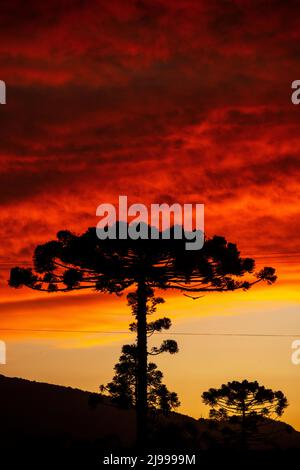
0, 0, 300, 429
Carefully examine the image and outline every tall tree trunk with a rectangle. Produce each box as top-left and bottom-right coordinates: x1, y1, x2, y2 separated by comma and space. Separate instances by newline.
136, 279, 148, 450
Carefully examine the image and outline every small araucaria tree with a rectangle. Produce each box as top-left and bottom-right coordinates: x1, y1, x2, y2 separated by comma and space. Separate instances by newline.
100, 342, 180, 414
100, 294, 180, 414
9, 224, 276, 447
202, 379, 288, 447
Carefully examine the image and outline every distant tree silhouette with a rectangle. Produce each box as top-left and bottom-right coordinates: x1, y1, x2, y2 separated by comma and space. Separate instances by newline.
9, 223, 276, 448
100, 343, 180, 414
202, 379, 288, 448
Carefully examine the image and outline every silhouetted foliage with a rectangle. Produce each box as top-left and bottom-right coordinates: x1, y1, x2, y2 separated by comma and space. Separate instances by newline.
9, 223, 276, 447
202, 379, 288, 448
9, 225, 276, 294
202, 380, 288, 420
100, 343, 180, 414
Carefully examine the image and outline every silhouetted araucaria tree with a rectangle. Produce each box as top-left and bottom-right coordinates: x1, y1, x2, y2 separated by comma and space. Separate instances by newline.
202, 379, 287, 448
99, 342, 180, 414
9, 224, 276, 448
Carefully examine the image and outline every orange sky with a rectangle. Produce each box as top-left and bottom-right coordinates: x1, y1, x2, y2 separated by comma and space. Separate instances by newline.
0, 0, 300, 429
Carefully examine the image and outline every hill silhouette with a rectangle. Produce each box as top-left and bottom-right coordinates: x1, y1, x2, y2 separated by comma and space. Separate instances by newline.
0, 374, 299, 466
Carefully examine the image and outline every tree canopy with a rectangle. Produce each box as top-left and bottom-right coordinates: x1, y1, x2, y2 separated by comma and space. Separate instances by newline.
9, 224, 277, 294
202, 379, 288, 421
9, 224, 277, 448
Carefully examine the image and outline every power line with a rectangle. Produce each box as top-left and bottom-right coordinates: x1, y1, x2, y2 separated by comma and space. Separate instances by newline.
0, 327, 299, 337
